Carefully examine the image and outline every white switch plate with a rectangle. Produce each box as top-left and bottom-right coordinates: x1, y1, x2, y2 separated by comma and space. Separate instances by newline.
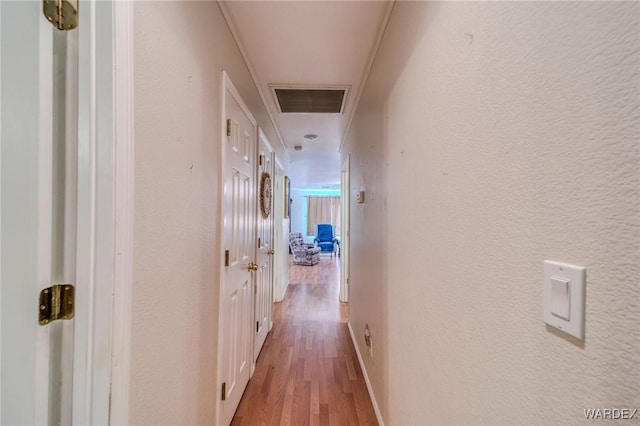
543, 260, 586, 340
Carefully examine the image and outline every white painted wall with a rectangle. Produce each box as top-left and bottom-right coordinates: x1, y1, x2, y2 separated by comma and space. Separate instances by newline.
289, 189, 306, 238
132, 2, 284, 424
343, 2, 639, 424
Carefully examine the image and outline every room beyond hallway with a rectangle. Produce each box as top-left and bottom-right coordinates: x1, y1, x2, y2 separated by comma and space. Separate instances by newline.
231, 257, 378, 425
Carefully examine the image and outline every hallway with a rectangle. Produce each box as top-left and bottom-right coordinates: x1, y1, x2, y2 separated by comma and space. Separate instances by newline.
231, 257, 378, 425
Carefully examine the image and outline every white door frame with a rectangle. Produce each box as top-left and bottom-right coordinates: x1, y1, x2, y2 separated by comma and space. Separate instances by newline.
75, 0, 134, 424
109, 1, 135, 424
272, 157, 287, 302
340, 156, 350, 303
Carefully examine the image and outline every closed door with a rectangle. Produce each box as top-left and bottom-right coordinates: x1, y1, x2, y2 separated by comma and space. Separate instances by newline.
254, 129, 274, 363
1, 3, 78, 424
220, 73, 257, 425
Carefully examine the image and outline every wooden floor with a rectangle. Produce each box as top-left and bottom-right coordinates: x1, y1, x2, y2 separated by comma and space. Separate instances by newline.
231, 256, 378, 426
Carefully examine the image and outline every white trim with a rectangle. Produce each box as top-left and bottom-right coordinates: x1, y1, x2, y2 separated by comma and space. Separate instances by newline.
216, 71, 227, 426
110, 1, 135, 424
0, 3, 3, 421
340, 156, 350, 303
73, 0, 99, 420
36, 10, 55, 423
60, 24, 80, 426
74, 1, 124, 423
339, 1, 395, 153
217, 1, 289, 163
215, 70, 229, 425
348, 322, 384, 426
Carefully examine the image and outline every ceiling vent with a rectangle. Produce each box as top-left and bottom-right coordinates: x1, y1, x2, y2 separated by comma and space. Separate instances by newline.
271, 85, 349, 114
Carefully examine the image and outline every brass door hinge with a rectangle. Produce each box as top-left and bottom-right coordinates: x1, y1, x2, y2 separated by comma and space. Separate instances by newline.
224, 250, 230, 267
226, 119, 231, 137
43, 0, 78, 31
256, 321, 259, 333
39, 284, 75, 325
221, 382, 227, 401
259, 155, 264, 166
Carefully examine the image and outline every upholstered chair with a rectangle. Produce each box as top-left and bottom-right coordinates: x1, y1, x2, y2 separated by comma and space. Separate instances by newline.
289, 232, 321, 266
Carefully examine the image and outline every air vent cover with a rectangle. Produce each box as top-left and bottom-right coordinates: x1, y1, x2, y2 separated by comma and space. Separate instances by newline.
273, 87, 348, 114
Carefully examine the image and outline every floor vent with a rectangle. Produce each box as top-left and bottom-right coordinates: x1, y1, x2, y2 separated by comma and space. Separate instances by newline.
272, 87, 348, 114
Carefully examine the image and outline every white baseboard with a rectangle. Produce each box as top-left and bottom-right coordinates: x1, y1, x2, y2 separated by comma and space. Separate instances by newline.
279, 281, 289, 302
347, 322, 384, 426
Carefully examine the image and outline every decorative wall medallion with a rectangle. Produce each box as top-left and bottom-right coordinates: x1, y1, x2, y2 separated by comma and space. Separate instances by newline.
260, 172, 272, 218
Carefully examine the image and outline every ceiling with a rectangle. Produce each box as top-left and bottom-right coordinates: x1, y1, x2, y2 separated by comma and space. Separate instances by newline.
219, 1, 394, 190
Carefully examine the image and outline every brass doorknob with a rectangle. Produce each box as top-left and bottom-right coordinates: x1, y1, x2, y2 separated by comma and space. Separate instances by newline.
267, 249, 274, 255
247, 262, 259, 272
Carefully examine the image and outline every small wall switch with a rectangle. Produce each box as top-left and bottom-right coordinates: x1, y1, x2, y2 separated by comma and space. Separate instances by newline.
543, 260, 586, 340
356, 191, 365, 204
550, 277, 570, 321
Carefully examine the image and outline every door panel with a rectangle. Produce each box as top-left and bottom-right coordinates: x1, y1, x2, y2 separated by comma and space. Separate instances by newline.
254, 130, 273, 362
220, 74, 257, 426
1, 2, 76, 424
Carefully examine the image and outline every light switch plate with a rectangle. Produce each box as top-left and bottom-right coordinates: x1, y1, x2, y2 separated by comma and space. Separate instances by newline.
543, 260, 586, 340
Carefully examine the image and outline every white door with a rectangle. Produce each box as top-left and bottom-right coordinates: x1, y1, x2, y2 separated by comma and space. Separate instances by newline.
219, 72, 257, 425
340, 156, 350, 302
2, 3, 126, 424
254, 129, 274, 363
1, 3, 77, 424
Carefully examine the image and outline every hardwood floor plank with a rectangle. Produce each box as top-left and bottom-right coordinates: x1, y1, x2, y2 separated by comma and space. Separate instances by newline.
291, 380, 311, 426
345, 353, 358, 382
319, 403, 330, 426
310, 380, 320, 416
231, 256, 378, 425
280, 373, 297, 426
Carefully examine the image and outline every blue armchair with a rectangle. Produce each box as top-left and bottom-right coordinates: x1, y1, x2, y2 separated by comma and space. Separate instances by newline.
313, 224, 339, 256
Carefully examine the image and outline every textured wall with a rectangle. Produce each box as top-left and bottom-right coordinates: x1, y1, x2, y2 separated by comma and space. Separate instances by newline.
132, 2, 283, 424
342, 99, 389, 422
343, 2, 639, 424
